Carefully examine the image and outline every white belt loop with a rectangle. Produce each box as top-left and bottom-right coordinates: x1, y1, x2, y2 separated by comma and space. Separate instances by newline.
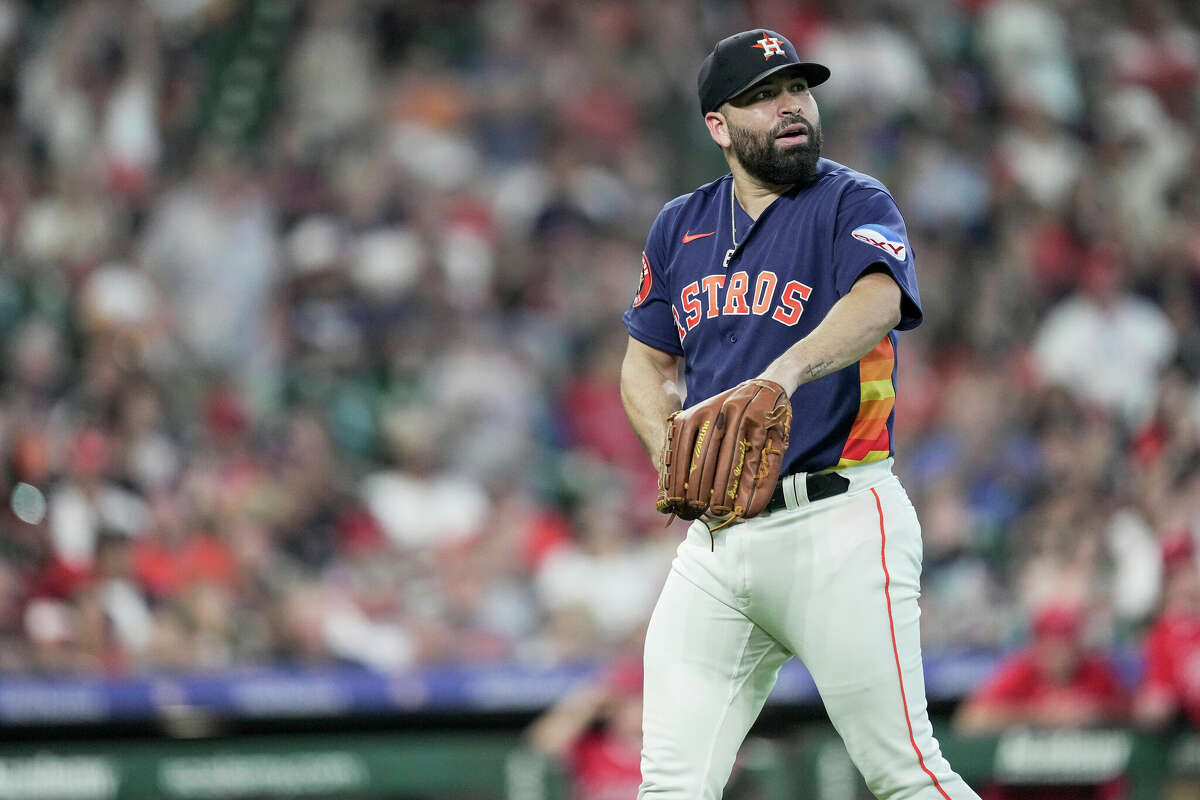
772, 458, 897, 514
781, 473, 799, 509
784, 471, 807, 509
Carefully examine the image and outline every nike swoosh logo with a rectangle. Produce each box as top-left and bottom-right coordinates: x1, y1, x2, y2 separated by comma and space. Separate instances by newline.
682, 231, 716, 244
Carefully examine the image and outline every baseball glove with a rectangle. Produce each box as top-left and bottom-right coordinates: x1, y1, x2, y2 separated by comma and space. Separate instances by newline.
656, 378, 791, 527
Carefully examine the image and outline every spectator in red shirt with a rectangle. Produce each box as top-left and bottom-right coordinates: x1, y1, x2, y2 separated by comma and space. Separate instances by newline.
954, 603, 1129, 734
953, 604, 1129, 800
526, 658, 643, 800
1134, 531, 1200, 728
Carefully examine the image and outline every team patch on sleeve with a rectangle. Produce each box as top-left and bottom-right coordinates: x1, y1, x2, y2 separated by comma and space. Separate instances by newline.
850, 225, 907, 261
632, 252, 653, 307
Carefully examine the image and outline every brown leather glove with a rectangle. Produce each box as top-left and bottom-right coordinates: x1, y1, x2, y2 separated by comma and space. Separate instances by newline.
656, 378, 792, 525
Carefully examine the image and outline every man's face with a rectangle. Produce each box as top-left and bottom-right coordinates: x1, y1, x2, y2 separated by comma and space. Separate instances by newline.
1035, 635, 1083, 684
718, 71, 823, 186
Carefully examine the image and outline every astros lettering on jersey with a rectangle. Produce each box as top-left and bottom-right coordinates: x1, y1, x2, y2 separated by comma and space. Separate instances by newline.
624, 157, 922, 474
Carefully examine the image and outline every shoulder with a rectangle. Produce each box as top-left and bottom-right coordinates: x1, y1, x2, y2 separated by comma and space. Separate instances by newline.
989, 650, 1040, 684
1148, 614, 1196, 646
975, 651, 1037, 699
647, 176, 728, 249
1120, 294, 1174, 334
657, 175, 727, 218
649, 192, 688, 238
813, 159, 896, 203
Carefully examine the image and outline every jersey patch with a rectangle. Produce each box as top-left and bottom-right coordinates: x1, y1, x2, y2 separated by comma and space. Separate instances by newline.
632, 252, 653, 307
850, 225, 906, 261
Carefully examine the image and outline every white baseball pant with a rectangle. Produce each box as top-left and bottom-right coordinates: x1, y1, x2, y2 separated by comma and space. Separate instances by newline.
638, 458, 979, 799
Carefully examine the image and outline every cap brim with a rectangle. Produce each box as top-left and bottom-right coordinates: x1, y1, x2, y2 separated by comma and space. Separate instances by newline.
720, 62, 830, 109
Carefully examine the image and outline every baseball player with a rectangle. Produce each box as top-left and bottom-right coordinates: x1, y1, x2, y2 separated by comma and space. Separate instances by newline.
620, 29, 980, 799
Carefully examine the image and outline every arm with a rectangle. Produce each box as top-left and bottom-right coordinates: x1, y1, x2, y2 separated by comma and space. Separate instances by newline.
953, 698, 1031, 736
758, 271, 901, 395
958, 693, 1122, 733
951, 658, 1033, 735
620, 336, 683, 473
525, 682, 612, 760
1132, 629, 1179, 729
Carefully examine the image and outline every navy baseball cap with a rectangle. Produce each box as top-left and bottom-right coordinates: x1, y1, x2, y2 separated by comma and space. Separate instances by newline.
697, 29, 830, 115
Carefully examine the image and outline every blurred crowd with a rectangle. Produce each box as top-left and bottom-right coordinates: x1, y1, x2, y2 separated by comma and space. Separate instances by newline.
0, 0, 1198, 709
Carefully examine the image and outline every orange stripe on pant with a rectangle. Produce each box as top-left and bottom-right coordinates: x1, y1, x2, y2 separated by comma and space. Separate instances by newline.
872, 487, 953, 800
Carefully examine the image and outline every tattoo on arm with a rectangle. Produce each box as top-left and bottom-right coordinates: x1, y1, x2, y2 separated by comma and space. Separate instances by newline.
805, 359, 836, 380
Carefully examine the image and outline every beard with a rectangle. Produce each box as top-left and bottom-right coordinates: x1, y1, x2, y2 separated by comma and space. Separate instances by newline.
727, 116, 823, 187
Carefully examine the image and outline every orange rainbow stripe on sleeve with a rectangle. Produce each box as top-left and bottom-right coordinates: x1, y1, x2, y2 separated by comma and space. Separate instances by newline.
836, 337, 895, 468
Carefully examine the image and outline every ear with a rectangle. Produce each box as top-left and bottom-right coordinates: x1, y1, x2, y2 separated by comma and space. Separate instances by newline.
704, 111, 732, 149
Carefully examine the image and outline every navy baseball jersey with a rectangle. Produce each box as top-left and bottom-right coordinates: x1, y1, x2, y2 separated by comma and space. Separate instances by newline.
623, 158, 922, 475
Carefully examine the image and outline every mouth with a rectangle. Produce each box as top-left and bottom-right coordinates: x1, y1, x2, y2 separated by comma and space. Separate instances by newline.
774, 123, 809, 145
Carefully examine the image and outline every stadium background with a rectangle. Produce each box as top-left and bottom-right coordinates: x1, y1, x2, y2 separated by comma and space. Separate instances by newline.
0, 0, 1198, 797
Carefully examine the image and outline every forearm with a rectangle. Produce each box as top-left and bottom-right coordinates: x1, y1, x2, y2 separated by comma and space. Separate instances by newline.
525, 685, 608, 759
953, 701, 1023, 735
620, 339, 683, 473
758, 272, 901, 395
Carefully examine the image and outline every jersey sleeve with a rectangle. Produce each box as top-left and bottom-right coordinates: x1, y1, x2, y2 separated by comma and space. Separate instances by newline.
832, 187, 923, 331
622, 206, 683, 355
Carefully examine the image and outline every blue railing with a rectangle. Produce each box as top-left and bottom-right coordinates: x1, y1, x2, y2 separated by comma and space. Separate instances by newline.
0, 649, 1142, 723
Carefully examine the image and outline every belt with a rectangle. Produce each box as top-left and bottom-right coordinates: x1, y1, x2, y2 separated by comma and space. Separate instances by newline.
764, 471, 851, 513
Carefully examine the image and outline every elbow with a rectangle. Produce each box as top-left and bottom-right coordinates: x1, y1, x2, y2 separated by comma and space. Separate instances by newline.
618, 374, 636, 416
618, 355, 639, 408
853, 272, 902, 337
621, 340, 680, 401
618, 359, 649, 418
865, 301, 900, 348
880, 282, 903, 332
884, 303, 901, 333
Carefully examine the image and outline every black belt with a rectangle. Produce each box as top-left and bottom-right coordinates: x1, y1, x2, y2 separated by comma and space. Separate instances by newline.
764, 471, 851, 513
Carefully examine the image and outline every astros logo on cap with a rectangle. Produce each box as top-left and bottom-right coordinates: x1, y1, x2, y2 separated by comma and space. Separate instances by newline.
752, 33, 785, 60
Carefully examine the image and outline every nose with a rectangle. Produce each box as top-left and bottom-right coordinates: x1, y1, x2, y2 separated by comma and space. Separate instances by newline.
779, 93, 804, 117
780, 103, 804, 124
